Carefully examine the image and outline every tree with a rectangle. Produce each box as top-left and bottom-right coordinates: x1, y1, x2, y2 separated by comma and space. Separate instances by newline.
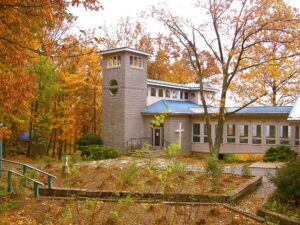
151, 0, 300, 157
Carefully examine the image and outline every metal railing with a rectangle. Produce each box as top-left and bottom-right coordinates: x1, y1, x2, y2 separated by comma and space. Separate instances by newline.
0, 168, 44, 197
125, 137, 151, 152
0, 159, 56, 197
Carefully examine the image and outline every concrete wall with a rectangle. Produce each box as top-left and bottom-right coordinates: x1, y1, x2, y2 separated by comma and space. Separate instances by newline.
191, 114, 299, 154
102, 51, 148, 149
143, 114, 191, 151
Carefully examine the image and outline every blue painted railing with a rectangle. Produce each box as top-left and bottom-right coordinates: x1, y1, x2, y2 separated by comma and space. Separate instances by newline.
0, 159, 56, 197
0, 169, 44, 197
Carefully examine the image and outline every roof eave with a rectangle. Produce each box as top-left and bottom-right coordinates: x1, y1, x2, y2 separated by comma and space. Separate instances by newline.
99, 47, 153, 57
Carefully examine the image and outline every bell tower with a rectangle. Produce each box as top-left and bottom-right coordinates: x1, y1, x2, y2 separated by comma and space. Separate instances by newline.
100, 47, 152, 149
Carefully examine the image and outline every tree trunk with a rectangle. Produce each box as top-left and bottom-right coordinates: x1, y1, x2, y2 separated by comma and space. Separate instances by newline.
93, 86, 97, 135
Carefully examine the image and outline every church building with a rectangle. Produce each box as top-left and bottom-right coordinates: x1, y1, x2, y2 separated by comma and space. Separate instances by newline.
100, 47, 300, 154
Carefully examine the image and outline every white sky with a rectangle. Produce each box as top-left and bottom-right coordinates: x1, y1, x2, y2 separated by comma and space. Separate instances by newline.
69, 0, 299, 32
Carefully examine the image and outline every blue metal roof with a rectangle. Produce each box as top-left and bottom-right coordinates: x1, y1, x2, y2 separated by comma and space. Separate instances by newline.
143, 100, 293, 114
143, 100, 199, 113
147, 79, 218, 91
237, 106, 293, 114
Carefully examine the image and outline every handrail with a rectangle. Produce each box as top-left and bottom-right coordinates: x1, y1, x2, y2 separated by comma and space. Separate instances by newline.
0, 168, 44, 197
0, 158, 56, 190
1, 159, 56, 178
0, 169, 44, 186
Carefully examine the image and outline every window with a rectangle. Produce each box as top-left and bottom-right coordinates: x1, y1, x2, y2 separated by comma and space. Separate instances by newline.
215, 124, 223, 143
191, 92, 196, 98
150, 88, 156, 97
192, 124, 200, 142
295, 126, 300, 146
227, 124, 236, 143
158, 89, 164, 97
184, 92, 189, 100
279, 125, 291, 145
108, 79, 118, 96
165, 89, 170, 98
130, 56, 143, 69
180, 91, 184, 99
172, 90, 178, 99
239, 125, 249, 144
266, 125, 276, 145
107, 55, 121, 68
204, 124, 211, 143
252, 125, 262, 144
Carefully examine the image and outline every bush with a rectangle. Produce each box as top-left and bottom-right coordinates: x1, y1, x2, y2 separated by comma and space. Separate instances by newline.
205, 157, 223, 190
271, 159, 300, 204
263, 145, 298, 162
76, 134, 103, 148
80, 145, 119, 160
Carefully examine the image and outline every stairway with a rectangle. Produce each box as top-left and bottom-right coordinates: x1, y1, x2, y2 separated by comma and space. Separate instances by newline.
126, 149, 166, 158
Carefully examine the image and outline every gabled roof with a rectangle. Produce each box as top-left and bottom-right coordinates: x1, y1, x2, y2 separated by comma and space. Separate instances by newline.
143, 100, 199, 113
144, 100, 293, 115
288, 96, 300, 121
99, 47, 153, 56
147, 79, 219, 92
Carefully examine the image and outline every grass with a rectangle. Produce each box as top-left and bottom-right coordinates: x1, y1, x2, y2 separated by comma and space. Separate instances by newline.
265, 196, 300, 221
0, 200, 22, 214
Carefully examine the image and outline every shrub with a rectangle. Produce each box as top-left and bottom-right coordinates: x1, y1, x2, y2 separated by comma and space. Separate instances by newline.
271, 159, 300, 204
263, 145, 298, 162
118, 162, 138, 185
76, 134, 103, 148
164, 141, 180, 158
80, 145, 119, 160
205, 157, 223, 190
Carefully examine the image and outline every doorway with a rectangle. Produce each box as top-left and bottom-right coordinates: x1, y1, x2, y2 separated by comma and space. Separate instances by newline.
152, 127, 163, 149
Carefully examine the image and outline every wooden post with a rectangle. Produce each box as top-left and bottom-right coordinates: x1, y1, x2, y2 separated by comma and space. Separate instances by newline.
7, 171, 12, 193
48, 176, 52, 190
34, 182, 39, 198
23, 166, 28, 187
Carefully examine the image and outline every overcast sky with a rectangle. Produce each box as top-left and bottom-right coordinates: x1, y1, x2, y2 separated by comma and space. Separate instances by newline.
69, 0, 299, 33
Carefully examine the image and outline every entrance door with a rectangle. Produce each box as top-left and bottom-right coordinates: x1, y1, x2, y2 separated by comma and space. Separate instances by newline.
152, 127, 163, 149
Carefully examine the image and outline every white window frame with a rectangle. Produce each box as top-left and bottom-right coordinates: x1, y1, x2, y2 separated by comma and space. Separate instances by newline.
165, 89, 171, 98
192, 123, 201, 143
130, 55, 143, 69
226, 124, 236, 144
172, 90, 179, 99
279, 125, 291, 145
150, 88, 156, 97
295, 125, 300, 146
252, 124, 262, 145
265, 124, 277, 145
158, 88, 164, 97
239, 124, 249, 144
204, 123, 211, 143
107, 55, 121, 68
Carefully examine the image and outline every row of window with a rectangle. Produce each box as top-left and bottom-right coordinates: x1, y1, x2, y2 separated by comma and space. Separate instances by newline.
107, 55, 143, 69
192, 123, 300, 146
149, 87, 195, 100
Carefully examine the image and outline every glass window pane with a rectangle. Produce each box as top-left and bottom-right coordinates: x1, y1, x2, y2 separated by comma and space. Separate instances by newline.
180, 91, 184, 99
193, 124, 200, 135
172, 90, 178, 98
165, 90, 170, 98
184, 92, 189, 99
130, 56, 133, 65
151, 88, 156, 97
227, 124, 235, 136
252, 125, 262, 137
158, 89, 163, 97
193, 136, 200, 142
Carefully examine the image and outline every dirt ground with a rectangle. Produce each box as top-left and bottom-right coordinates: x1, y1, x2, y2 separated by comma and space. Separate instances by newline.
0, 196, 266, 225
37, 164, 252, 195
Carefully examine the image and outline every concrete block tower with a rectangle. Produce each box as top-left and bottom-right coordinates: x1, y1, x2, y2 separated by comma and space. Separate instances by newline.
100, 47, 152, 149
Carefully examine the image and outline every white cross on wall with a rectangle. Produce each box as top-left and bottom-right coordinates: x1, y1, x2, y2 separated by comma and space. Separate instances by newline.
175, 122, 184, 149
